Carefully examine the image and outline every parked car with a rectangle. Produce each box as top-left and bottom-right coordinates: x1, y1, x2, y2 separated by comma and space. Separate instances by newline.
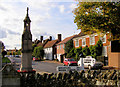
63, 58, 78, 66
33, 57, 39, 61
78, 56, 103, 69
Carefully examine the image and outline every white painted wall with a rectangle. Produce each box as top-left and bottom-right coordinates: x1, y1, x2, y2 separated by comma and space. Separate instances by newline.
57, 54, 61, 61
102, 46, 107, 57
44, 47, 53, 60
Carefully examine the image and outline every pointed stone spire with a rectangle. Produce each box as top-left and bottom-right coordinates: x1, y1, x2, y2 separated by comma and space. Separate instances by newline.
26, 7, 29, 17
24, 7, 31, 22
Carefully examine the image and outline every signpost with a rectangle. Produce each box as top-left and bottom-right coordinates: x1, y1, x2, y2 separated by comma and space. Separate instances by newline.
56, 66, 84, 72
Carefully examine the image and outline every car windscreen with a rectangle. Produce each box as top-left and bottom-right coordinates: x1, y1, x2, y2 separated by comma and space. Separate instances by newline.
68, 59, 75, 61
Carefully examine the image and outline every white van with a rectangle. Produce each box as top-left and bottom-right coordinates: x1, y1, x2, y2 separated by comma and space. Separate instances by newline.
78, 56, 103, 69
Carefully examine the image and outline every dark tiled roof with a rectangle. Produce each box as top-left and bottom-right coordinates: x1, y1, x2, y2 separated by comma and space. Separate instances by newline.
57, 35, 79, 45
37, 42, 43, 47
44, 40, 58, 48
37, 39, 49, 47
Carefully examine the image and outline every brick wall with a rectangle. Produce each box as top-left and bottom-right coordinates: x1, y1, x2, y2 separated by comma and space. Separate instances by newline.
57, 44, 65, 55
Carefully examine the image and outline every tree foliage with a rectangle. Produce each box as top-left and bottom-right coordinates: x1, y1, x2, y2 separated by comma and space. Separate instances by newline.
66, 48, 75, 58
74, 46, 82, 61
2, 50, 7, 58
65, 40, 74, 55
32, 44, 37, 52
74, 2, 120, 40
33, 46, 44, 60
82, 46, 91, 57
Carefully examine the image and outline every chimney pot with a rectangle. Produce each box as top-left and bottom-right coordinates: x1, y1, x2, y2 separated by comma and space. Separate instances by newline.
40, 36, 43, 43
49, 36, 52, 41
58, 34, 61, 41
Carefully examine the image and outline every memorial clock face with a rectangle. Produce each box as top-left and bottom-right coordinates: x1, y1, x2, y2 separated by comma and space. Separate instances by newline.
26, 23, 29, 26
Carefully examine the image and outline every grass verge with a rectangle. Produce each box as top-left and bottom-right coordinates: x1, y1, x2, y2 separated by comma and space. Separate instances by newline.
2, 57, 11, 63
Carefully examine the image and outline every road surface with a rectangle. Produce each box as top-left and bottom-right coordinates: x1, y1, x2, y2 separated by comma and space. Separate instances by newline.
9, 57, 63, 74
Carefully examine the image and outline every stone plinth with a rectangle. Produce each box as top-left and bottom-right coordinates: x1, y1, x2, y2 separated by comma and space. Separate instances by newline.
2, 64, 20, 87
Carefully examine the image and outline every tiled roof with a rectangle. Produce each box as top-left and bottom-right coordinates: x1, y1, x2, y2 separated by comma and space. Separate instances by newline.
78, 31, 96, 37
44, 40, 58, 48
57, 35, 79, 45
37, 39, 49, 47
37, 42, 43, 47
78, 32, 85, 36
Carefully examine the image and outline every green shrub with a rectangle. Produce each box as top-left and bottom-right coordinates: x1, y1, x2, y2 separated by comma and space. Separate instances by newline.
82, 46, 91, 57
66, 47, 75, 58
33, 46, 44, 60
74, 46, 82, 61
2, 57, 11, 63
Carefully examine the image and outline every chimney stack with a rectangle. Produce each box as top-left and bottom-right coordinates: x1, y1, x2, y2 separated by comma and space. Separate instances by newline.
58, 34, 61, 42
40, 36, 43, 42
49, 36, 52, 41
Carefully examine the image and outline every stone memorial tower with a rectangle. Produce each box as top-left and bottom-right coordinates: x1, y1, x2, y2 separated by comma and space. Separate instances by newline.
20, 7, 33, 72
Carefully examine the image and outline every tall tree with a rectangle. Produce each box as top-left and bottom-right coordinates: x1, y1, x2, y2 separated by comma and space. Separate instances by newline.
73, 2, 120, 40
33, 46, 44, 60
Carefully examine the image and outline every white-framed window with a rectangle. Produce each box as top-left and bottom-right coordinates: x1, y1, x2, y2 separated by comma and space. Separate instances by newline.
63, 44, 64, 49
57, 45, 59, 49
100, 34, 106, 43
90, 36, 95, 45
82, 38, 86, 46
75, 39, 79, 47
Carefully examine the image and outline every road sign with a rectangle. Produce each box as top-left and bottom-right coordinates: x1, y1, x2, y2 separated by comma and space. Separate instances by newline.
56, 66, 84, 72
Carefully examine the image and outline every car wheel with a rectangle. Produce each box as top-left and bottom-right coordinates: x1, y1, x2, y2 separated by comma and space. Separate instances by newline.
88, 65, 91, 70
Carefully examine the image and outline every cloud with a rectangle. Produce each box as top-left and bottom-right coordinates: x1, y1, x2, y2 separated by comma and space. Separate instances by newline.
0, 5, 7, 11
70, 3, 77, 10
0, 29, 7, 38
7, 30, 20, 35
59, 5, 65, 13
0, 1, 78, 49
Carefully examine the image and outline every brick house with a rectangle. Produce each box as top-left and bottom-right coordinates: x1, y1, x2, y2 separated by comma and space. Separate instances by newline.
44, 34, 61, 60
73, 32, 110, 57
56, 35, 79, 62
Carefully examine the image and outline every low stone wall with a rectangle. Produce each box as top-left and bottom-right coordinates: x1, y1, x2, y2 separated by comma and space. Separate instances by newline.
1, 64, 120, 87
20, 69, 120, 87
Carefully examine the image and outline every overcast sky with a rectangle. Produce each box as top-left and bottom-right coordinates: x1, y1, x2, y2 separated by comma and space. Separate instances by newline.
0, 0, 80, 49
